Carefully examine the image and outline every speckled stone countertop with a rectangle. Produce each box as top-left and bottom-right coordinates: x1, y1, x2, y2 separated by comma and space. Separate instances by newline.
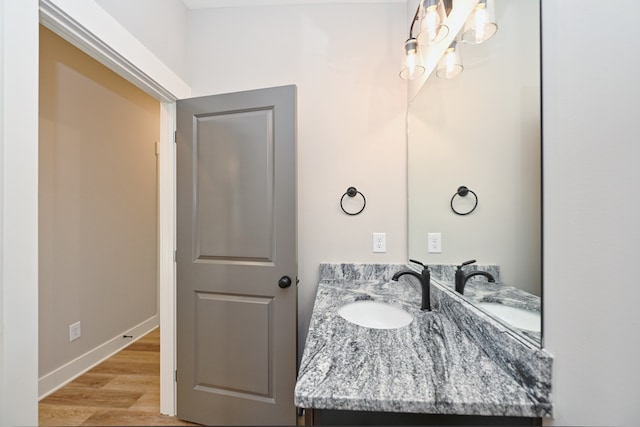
429, 264, 542, 343
294, 264, 552, 418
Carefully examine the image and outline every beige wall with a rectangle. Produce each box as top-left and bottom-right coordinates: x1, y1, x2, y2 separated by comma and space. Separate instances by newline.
39, 27, 160, 378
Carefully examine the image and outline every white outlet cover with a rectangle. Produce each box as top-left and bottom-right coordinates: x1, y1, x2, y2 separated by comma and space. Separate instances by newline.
373, 232, 386, 253
427, 233, 442, 253
69, 321, 81, 342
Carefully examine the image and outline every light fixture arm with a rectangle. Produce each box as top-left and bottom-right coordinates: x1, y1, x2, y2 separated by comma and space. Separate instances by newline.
408, 4, 421, 38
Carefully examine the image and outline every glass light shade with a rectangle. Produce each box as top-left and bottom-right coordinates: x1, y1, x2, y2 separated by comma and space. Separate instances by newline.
436, 41, 463, 79
462, 0, 498, 45
417, 0, 449, 46
400, 38, 426, 80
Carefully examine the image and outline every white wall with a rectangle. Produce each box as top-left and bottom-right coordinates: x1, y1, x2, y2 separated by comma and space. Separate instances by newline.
187, 3, 409, 348
94, 0, 189, 82
542, 0, 640, 425
0, 0, 40, 425
41, 0, 190, 101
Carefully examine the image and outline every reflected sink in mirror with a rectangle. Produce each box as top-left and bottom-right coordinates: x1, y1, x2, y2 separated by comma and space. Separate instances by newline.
476, 302, 540, 333
338, 300, 413, 329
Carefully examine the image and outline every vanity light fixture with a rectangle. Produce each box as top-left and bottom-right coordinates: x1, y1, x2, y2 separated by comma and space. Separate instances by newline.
400, 38, 425, 80
416, 0, 449, 46
436, 40, 463, 79
462, 0, 498, 45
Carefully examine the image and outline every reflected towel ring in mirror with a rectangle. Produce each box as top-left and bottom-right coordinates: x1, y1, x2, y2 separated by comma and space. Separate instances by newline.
340, 186, 366, 216
450, 186, 478, 215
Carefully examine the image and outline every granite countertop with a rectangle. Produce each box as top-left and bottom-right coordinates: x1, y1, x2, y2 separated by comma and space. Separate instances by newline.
429, 263, 540, 313
429, 264, 542, 343
294, 264, 552, 418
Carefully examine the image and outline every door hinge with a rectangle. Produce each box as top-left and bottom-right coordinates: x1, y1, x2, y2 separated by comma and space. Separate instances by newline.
175, 370, 178, 382
174, 250, 177, 263
155, 141, 160, 156
174, 130, 177, 143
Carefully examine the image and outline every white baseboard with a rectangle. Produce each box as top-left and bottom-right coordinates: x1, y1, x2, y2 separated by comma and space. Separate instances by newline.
38, 315, 159, 400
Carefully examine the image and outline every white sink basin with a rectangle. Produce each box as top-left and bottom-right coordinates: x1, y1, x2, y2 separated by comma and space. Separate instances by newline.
476, 302, 541, 332
338, 300, 413, 329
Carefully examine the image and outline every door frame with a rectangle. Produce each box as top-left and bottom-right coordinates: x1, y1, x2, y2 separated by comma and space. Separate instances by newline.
39, 0, 187, 416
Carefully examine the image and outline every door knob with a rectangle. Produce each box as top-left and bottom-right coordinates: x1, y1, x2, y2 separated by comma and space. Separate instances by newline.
278, 276, 292, 289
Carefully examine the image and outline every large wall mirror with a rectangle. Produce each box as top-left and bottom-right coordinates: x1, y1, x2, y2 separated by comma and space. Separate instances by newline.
408, 0, 542, 345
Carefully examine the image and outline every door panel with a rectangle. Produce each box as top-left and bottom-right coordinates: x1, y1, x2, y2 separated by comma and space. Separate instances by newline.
177, 86, 297, 426
195, 109, 274, 262
194, 292, 272, 397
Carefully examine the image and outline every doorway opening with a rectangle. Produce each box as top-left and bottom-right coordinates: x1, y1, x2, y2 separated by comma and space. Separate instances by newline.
38, 24, 162, 406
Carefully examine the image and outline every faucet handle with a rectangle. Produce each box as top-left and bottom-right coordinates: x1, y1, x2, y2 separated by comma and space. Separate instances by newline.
409, 258, 425, 267
457, 259, 476, 269
409, 259, 430, 272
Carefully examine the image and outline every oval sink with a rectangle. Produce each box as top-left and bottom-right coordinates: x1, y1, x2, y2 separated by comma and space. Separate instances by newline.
476, 302, 541, 332
337, 300, 413, 329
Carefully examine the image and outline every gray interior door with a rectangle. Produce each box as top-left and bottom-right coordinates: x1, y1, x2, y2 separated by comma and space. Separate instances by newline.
176, 86, 297, 425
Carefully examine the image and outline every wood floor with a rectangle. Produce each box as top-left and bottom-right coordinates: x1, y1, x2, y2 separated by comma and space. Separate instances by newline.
39, 328, 199, 426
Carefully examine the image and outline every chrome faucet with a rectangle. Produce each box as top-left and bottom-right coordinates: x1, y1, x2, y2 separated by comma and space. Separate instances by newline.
392, 259, 431, 311
454, 259, 495, 294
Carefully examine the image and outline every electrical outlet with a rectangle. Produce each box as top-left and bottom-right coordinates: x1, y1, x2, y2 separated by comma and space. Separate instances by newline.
69, 321, 81, 342
373, 232, 386, 253
427, 233, 442, 253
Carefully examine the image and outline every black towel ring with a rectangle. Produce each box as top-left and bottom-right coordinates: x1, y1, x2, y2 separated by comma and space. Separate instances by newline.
450, 186, 478, 216
340, 186, 366, 216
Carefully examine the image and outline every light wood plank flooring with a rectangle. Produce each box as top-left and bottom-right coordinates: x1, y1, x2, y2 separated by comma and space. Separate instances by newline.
39, 328, 199, 426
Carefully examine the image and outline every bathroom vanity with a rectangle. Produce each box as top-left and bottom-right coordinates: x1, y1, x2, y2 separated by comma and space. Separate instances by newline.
294, 264, 552, 425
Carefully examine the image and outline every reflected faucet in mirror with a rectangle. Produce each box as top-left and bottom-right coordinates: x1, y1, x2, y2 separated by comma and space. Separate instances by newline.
392, 259, 431, 311
454, 259, 495, 294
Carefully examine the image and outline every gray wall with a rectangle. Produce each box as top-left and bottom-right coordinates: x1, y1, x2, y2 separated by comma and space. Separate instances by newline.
39, 27, 159, 378
542, 0, 640, 425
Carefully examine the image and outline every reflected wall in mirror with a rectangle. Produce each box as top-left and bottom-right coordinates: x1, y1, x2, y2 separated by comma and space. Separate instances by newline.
408, 0, 541, 344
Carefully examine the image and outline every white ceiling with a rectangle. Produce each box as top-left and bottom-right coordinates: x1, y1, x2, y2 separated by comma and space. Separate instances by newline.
182, 0, 403, 9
